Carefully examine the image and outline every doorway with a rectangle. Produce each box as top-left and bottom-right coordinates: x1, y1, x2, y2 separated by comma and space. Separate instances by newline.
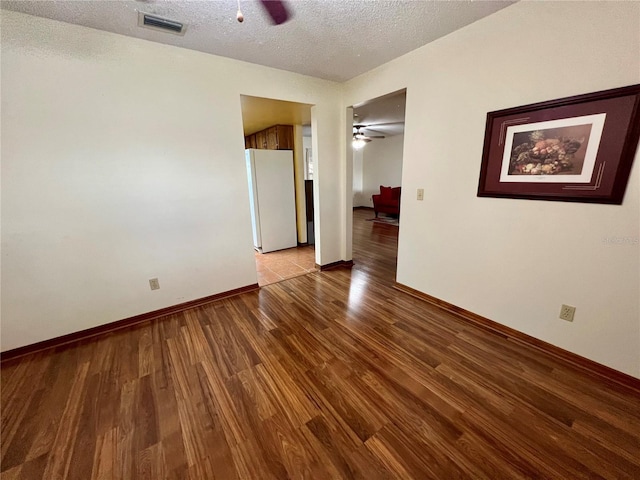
240, 95, 318, 286
350, 89, 407, 284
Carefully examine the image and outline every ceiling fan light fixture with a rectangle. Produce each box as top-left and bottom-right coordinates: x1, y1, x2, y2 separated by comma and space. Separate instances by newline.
352, 137, 366, 149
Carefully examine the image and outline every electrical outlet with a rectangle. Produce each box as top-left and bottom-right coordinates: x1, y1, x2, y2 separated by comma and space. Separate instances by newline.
149, 278, 160, 291
417, 188, 424, 201
559, 304, 575, 322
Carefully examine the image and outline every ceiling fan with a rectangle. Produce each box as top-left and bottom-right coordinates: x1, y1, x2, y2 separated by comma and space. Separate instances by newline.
237, 0, 291, 25
137, 0, 292, 29
352, 124, 385, 149
259, 0, 291, 24
353, 125, 386, 140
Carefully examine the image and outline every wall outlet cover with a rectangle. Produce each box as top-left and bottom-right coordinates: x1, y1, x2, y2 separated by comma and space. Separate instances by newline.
149, 278, 160, 290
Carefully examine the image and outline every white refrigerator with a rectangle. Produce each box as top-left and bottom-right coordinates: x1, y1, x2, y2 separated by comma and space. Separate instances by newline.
245, 149, 298, 253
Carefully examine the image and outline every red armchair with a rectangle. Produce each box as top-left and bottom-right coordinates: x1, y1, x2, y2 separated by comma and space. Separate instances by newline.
372, 185, 401, 217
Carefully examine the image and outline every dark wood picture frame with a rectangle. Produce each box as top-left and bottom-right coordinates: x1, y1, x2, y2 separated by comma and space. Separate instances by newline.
477, 84, 640, 204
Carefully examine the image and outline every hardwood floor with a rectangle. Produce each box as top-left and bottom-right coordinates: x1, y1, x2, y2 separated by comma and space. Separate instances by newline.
2, 209, 639, 479
351, 208, 399, 286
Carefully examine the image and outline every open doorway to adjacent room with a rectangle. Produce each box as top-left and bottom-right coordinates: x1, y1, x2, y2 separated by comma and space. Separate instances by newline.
240, 95, 318, 286
350, 89, 406, 284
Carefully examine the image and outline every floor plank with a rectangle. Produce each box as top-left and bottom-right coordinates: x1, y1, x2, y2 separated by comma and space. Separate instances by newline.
1, 208, 639, 479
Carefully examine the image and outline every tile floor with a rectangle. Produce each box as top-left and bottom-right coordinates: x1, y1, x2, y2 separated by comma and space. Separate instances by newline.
254, 245, 317, 286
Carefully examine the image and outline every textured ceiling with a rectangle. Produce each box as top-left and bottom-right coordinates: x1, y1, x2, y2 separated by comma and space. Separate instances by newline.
1, 0, 515, 82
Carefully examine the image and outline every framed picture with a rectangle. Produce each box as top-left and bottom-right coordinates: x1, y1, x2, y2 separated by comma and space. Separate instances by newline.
477, 84, 640, 204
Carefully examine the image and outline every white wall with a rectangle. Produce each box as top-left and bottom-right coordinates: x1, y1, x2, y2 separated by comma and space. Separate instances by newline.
293, 125, 307, 244
353, 148, 364, 205
3, 5, 639, 378
353, 135, 404, 207
302, 135, 313, 178
0, 11, 346, 351
344, 1, 640, 377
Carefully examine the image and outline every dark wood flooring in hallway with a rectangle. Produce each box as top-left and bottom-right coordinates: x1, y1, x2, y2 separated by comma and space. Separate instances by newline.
1, 209, 639, 479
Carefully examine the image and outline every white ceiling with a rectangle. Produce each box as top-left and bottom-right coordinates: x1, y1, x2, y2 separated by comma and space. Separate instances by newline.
353, 89, 406, 137
1, 0, 515, 82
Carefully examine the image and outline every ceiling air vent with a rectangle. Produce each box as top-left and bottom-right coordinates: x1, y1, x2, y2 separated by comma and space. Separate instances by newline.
138, 12, 187, 36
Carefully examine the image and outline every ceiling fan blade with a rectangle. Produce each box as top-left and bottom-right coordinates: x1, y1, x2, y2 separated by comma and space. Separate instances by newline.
259, 0, 291, 25
368, 122, 405, 127
361, 127, 387, 136
353, 122, 404, 128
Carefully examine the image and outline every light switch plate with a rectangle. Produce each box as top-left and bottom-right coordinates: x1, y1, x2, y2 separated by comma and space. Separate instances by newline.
559, 304, 575, 322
